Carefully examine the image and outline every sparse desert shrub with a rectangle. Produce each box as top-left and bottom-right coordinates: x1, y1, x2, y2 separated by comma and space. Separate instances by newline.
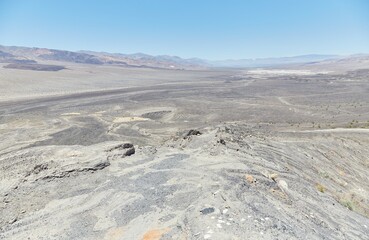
319, 171, 329, 178
316, 183, 325, 193
245, 174, 255, 184
341, 200, 354, 211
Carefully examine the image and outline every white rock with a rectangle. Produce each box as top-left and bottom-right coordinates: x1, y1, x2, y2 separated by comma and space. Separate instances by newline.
204, 234, 211, 239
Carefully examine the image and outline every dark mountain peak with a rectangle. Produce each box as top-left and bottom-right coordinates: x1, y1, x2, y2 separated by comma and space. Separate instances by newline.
39, 49, 104, 64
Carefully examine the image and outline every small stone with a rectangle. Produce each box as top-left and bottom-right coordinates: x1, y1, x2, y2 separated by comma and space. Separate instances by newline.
9, 218, 17, 224
216, 223, 222, 228
278, 180, 288, 190
204, 234, 211, 239
124, 147, 135, 157
270, 173, 278, 182
222, 209, 229, 214
200, 207, 215, 215
186, 129, 202, 137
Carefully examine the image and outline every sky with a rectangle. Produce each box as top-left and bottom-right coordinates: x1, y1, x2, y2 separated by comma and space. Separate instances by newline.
0, 0, 368, 60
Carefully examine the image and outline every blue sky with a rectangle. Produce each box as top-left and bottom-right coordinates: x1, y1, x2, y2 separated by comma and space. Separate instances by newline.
0, 0, 368, 60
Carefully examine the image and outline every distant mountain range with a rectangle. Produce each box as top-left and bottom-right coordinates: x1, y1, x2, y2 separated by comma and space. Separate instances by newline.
209, 54, 339, 68
0, 44, 367, 70
0, 45, 207, 69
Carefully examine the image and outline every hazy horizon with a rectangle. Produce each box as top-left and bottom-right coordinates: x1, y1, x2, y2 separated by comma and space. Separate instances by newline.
1, 43, 365, 62
1, 0, 368, 60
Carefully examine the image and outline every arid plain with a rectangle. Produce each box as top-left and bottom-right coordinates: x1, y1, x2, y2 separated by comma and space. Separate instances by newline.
1, 55, 369, 239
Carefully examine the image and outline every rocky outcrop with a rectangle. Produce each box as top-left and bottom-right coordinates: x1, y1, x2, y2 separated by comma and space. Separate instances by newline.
0, 141, 135, 187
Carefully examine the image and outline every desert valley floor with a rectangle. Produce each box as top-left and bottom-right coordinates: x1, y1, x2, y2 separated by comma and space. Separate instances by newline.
1, 62, 369, 239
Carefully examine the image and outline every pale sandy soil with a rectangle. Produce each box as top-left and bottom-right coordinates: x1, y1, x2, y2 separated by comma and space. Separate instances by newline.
0, 63, 369, 239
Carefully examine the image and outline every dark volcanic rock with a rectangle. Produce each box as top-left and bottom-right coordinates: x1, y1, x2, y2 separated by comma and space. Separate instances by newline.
200, 207, 215, 215
124, 147, 135, 156
4, 63, 65, 71
185, 129, 202, 137
218, 139, 226, 145
107, 143, 134, 152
